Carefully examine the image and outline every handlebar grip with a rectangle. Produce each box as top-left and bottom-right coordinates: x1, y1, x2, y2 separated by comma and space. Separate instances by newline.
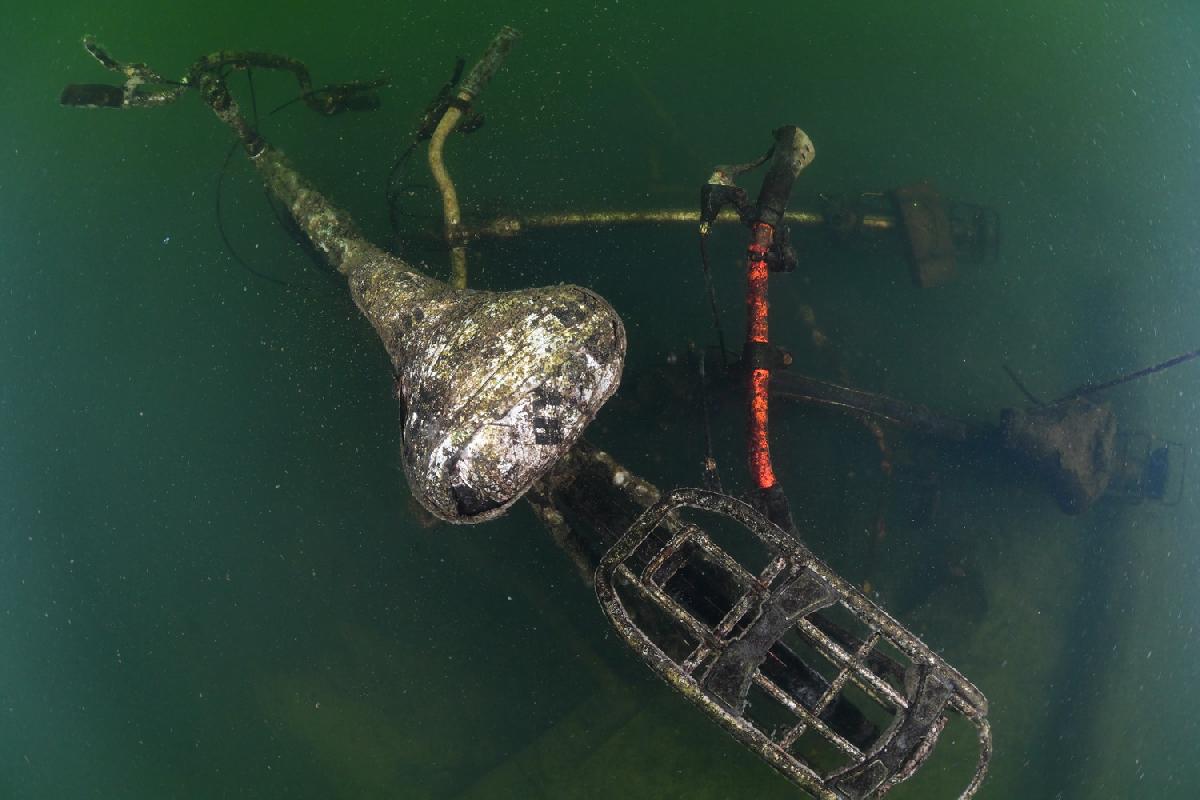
459, 26, 521, 99
755, 126, 815, 227
60, 83, 124, 108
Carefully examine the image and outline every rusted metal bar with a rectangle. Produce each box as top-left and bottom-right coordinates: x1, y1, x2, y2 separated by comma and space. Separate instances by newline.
770, 370, 1124, 514
462, 207, 889, 239
1055, 346, 1200, 403
427, 26, 520, 288
771, 371, 976, 443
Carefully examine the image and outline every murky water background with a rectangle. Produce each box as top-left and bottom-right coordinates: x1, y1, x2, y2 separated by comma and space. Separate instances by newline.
4, 2, 1200, 797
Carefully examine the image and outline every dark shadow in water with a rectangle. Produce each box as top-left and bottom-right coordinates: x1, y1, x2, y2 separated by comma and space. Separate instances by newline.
1036, 278, 1144, 799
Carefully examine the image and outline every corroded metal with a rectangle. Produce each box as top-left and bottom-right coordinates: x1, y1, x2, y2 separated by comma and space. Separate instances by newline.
64, 39, 991, 797
771, 372, 974, 443
463, 207, 839, 239
595, 489, 992, 799
428, 26, 521, 288
999, 397, 1117, 514
1109, 432, 1189, 505
66, 38, 625, 524
63, 36, 386, 114
890, 182, 957, 288
203, 73, 625, 524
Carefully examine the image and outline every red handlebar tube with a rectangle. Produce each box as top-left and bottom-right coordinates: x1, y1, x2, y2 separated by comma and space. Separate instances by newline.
746, 221, 777, 491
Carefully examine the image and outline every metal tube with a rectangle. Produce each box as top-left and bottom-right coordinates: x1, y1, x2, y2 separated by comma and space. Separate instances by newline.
463, 208, 897, 239
428, 26, 521, 288
771, 372, 976, 443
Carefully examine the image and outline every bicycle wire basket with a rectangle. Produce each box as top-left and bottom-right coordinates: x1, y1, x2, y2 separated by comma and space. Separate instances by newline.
595, 488, 991, 799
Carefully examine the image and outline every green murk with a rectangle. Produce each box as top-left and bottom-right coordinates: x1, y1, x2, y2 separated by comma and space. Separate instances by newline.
5, 1, 1200, 798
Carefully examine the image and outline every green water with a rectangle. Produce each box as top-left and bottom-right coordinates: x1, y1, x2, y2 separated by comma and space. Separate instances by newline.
5, 1, 1200, 797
